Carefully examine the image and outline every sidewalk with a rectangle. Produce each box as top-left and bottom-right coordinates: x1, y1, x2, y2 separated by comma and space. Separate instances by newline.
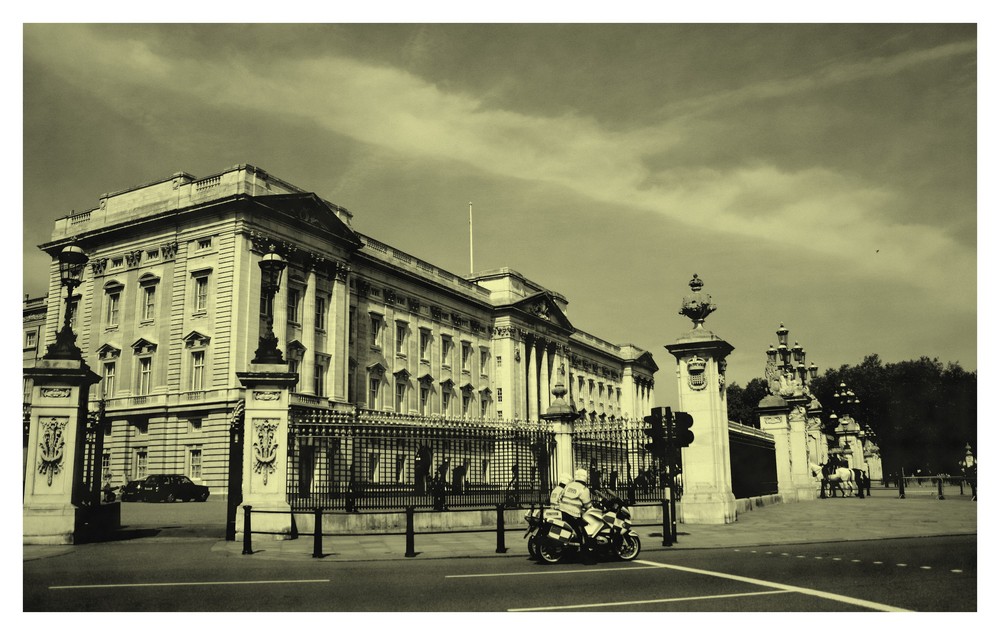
209, 492, 977, 563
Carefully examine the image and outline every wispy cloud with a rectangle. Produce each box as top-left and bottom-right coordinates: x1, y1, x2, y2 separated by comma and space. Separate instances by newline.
25, 27, 975, 306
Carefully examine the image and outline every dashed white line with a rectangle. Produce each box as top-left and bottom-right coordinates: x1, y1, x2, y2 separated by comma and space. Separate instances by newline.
874, 561, 884, 565
851, 559, 862, 563
897, 563, 908, 567
447, 565, 653, 579
832, 558, 842, 561
920, 566, 932, 570
951, 569, 963, 574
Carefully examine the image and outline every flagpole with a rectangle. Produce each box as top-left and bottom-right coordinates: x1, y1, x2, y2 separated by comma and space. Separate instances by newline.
469, 201, 474, 274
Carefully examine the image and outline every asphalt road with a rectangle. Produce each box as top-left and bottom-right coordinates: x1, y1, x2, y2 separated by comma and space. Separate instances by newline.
24, 534, 975, 612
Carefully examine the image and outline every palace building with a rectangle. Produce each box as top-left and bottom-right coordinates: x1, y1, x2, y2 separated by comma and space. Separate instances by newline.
24, 164, 658, 495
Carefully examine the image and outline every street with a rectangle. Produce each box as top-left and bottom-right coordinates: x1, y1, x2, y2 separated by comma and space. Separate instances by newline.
24, 534, 975, 612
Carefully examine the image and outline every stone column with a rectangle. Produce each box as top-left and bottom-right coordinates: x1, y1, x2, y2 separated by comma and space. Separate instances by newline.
23, 359, 105, 544
301, 268, 317, 394
526, 339, 538, 422
541, 382, 576, 479
539, 343, 550, 413
236, 365, 297, 540
273, 278, 288, 353
665, 274, 737, 524
332, 265, 350, 401
787, 403, 819, 499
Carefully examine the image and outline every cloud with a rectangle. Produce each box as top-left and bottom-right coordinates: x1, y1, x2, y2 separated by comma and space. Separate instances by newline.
25, 26, 975, 307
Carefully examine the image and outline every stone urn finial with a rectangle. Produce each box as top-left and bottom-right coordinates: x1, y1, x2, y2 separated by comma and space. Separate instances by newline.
679, 273, 717, 329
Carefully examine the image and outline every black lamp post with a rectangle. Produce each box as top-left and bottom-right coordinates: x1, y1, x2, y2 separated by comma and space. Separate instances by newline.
251, 246, 287, 364
44, 245, 89, 360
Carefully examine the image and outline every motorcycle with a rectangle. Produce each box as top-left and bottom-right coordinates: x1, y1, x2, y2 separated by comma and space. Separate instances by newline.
527, 488, 641, 564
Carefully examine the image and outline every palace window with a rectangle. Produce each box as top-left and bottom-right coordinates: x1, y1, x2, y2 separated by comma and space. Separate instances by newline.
480, 396, 489, 418
395, 382, 407, 413
316, 296, 327, 330
101, 452, 112, 482
188, 447, 202, 480
24, 330, 37, 350
442, 390, 451, 413
133, 448, 148, 480
193, 273, 210, 312
462, 393, 472, 417
461, 342, 472, 371
497, 387, 503, 403
190, 351, 205, 391
419, 386, 429, 415
288, 359, 300, 392
368, 377, 380, 409
287, 288, 301, 324
441, 336, 453, 368
142, 285, 156, 321
315, 359, 328, 397
420, 329, 431, 361
396, 322, 407, 355
196, 237, 212, 250
105, 285, 122, 327
370, 314, 383, 349
103, 361, 117, 398
480, 349, 489, 374
137, 357, 152, 395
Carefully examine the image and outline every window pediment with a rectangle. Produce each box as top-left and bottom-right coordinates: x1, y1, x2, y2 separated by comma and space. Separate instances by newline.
418, 373, 434, 385
138, 273, 161, 286
183, 331, 211, 348
286, 340, 305, 360
366, 361, 387, 375
96, 343, 121, 360
131, 338, 158, 354
393, 368, 411, 381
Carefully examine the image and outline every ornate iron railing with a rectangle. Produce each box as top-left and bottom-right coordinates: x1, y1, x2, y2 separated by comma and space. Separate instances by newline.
287, 409, 557, 512
572, 419, 666, 503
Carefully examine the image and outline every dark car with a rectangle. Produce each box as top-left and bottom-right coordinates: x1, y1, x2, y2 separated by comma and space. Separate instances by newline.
137, 474, 210, 503
119, 479, 144, 502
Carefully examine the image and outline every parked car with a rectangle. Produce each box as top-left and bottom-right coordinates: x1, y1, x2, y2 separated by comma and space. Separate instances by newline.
119, 479, 144, 502
137, 474, 210, 503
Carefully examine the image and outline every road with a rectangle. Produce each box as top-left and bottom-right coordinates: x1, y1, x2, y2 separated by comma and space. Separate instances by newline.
24, 534, 975, 612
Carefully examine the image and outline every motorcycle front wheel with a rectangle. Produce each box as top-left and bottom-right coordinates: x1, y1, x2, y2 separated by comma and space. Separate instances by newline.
537, 540, 565, 564
616, 534, 641, 561
527, 536, 539, 559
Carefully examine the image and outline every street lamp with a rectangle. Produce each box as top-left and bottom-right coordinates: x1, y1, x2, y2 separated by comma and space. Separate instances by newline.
251, 246, 287, 364
44, 245, 89, 360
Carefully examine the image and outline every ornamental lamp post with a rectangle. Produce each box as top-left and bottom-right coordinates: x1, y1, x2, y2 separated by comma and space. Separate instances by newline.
44, 245, 89, 360
251, 246, 288, 364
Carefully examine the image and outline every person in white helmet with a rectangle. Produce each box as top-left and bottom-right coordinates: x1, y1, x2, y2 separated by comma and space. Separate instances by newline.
556, 468, 594, 550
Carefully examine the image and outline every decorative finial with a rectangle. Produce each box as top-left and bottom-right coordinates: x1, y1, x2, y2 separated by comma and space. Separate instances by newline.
679, 273, 717, 329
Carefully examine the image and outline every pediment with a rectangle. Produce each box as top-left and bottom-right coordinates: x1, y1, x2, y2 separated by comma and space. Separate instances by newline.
513, 293, 573, 330
286, 340, 306, 359
366, 361, 387, 375
96, 343, 121, 360
183, 330, 212, 348
252, 193, 363, 250
418, 373, 435, 385
131, 338, 158, 354
393, 368, 411, 381
633, 351, 659, 373
439, 378, 455, 390
460, 381, 475, 393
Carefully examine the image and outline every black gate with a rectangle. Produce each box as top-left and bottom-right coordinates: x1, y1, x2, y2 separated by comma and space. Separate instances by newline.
225, 400, 245, 541
572, 419, 664, 504
287, 409, 556, 512
729, 426, 778, 499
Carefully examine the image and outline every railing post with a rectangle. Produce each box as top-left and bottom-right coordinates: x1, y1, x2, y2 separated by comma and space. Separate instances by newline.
312, 508, 323, 558
898, 471, 906, 499
661, 499, 673, 547
242, 505, 253, 555
495, 504, 508, 553
404, 506, 417, 557
937, 478, 945, 500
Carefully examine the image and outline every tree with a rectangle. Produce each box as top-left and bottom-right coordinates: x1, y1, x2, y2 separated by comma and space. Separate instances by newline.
810, 355, 976, 476
727, 378, 769, 428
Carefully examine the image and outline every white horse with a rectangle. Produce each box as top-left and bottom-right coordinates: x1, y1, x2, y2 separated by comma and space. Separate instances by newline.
810, 461, 855, 498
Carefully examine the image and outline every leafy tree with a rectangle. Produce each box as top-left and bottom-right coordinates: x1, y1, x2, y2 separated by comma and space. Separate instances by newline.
726, 377, 769, 428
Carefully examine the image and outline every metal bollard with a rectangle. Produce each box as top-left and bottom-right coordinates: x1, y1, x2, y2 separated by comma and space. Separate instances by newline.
898, 472, 906, 499
937, 478, 945, 500
495, 504, 508, 553
670, 494, 678, 542
661, 499, 673, 547
242, 505, 253, 555
404, 506, 417, 557
313, 508, 323, 558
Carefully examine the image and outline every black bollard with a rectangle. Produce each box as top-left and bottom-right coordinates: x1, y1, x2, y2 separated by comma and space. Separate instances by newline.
669, 493, 678, 542
242, 505, 253, 555
661, 499, 673, 547
937, 478, 945, 500
495, 504, 507, 554
405, 506, 417, 557
313, 508, 323, 558
898, 471, 906, 499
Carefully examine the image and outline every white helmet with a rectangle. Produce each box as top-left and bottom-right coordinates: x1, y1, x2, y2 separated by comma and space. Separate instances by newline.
574, 468, 589, 482
558, 473, 571, 486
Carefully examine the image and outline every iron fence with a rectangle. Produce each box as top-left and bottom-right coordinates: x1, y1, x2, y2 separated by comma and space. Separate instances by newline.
288, 409, 557, 512
572, 419, 666, 503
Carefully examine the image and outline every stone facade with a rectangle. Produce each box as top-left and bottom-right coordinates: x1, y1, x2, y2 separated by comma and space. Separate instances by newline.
25, 164, 657, 496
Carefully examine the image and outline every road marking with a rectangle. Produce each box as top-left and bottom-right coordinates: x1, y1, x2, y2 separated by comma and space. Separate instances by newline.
814, 556, 823, 560
920, 566, 932, 570
509, 589, 793, 612
896, 563, 908, 567
951, 569, 963, 573
633, 560, 911, 612
832, 558, 842, 561
851, 559, 861, 563
446, 565, 655, 579
873, 561, 883, 565
49, 579, 331, 590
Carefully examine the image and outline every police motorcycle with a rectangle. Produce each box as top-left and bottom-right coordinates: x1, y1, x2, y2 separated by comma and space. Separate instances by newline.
527, 488, 641, 564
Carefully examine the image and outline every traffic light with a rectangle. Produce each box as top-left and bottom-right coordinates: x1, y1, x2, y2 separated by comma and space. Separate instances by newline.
643, 407, 669, 460
673, 411, 694, 447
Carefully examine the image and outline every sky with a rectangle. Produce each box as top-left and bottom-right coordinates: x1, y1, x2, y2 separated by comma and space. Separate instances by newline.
18, 20, 980, 409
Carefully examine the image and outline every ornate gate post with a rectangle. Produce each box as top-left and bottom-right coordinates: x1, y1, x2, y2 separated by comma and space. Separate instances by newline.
541, 379, 576, 480
758, 395, 793, 501
236, 366, 298, 540
665, 275, 737, 524
23, 358, 101, 544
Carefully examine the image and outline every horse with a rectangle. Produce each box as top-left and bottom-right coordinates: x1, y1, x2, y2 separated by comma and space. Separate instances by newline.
811, 460, 856, 498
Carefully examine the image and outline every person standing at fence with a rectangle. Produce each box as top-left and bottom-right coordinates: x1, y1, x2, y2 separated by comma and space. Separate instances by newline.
557, 469, 594, 551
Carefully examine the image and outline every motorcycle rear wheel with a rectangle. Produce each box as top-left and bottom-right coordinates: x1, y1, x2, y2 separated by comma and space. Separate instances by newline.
617, 534, 641, 561
537, 540, 565, 564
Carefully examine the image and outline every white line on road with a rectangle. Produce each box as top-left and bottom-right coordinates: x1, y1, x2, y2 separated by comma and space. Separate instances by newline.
49, 579, 331, 590
447, 565, 656, 579
633, 560, 911, 612
509, 589, 793, 612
